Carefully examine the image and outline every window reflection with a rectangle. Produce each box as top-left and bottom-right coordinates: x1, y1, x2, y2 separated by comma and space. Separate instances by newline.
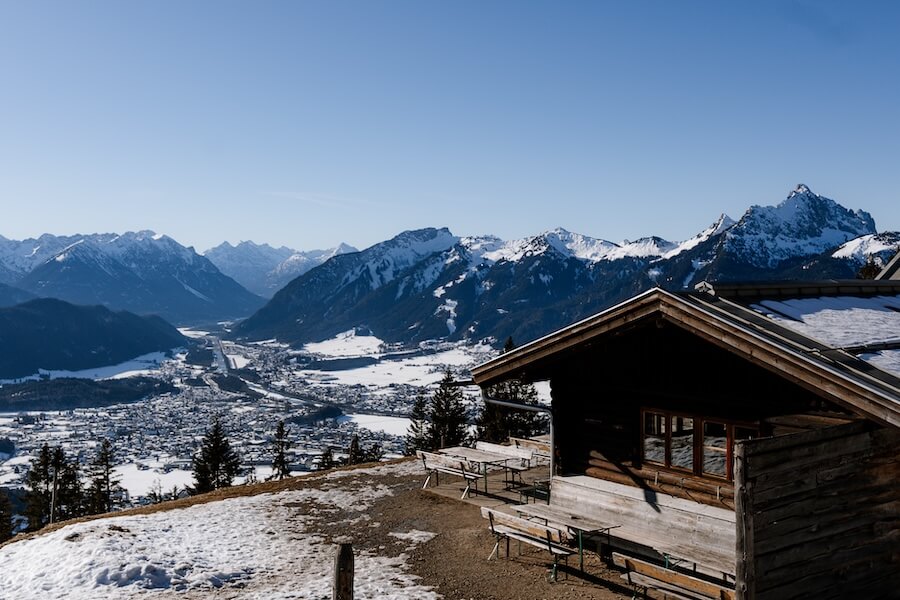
670, 417, 694, 470
703, 421, 727, 477
643, 412, 666, 464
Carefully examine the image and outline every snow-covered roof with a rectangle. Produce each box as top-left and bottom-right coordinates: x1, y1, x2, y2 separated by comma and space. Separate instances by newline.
749, 295, 900, 353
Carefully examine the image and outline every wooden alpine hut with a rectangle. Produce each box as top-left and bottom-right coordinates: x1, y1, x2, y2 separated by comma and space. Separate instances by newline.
471, 281, 900, 599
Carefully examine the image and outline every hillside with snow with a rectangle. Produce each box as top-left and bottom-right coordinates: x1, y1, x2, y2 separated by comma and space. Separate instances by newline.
0, 231, 264, 323
235, 186, 899, 348
0, 461, 440, 599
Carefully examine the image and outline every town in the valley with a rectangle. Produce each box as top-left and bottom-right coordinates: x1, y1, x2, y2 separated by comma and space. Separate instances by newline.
0, 329, 497, 512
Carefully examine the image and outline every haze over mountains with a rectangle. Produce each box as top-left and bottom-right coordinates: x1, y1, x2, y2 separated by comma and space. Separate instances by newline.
204, 241, 357, 297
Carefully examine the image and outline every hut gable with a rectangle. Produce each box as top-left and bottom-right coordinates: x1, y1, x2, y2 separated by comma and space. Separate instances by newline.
472, 283, 900, 428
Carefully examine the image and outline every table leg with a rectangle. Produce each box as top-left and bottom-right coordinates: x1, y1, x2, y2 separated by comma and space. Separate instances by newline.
578, 531, 584, 571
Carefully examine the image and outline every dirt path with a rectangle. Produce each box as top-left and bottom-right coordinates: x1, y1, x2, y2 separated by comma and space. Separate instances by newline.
314, 469, 631, 600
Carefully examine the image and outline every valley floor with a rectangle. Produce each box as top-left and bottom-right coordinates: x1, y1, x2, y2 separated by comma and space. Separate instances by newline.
0, 459, 628, 600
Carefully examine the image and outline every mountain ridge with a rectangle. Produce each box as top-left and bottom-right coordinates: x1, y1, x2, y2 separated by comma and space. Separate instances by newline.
204, 241, 359, 297
234, 185, 898, 347
0, 231, 264, 324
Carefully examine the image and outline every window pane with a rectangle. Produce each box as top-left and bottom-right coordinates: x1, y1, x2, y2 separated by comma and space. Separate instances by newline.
703, 421, 727, 477
643, 412, 666, 465
670, 417, 694, 470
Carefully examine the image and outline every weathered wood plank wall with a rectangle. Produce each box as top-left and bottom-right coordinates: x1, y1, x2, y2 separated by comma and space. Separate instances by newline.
734, 421, 900, 600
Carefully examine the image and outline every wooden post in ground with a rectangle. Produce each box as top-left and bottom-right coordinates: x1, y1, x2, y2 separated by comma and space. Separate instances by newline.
333, 542, 354, 600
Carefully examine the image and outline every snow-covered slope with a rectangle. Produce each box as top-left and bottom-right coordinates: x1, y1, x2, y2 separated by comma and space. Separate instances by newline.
0, 461, 438, 600
0, 231, 264, 324
831, 232, 900, 265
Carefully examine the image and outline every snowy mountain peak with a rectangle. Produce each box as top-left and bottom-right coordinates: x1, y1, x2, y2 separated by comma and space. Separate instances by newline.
205, 240, 357, 297
790, 183, 812, 197
710, 213, 736, 235
724, 186, 877, 268
349, 228, 458, 291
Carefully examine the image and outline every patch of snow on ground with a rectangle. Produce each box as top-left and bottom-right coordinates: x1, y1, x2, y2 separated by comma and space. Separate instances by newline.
0, 461, 438, 600
302, 330, 385, 358
436, 299, 458, 335
297, 345, 483, 389
176, 328, 210, 339
389, 529, 437, 545
226, 353, 251, 369
113, 464, 195, 499
340, 414, 413, 436
0, 352, 171, 384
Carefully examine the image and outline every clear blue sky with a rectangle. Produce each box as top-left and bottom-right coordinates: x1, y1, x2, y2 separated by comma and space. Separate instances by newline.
1, 1, 898, 252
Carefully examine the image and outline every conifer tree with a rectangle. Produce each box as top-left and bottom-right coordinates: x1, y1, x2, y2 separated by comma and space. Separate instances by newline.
428, 370, 469, 449
319, 447, 335, 470
476, 337, 547, 442
0, 488, 13, 543
270, 420, 291, 481
192, 416, 241, 494
856, 257, 882, 279
405, 393, 431, 454
365, 442, 384, 462
52, 446, 83, 522
24, 444, 52, 530
346, 434, 363, 465
86, 439, 121, 515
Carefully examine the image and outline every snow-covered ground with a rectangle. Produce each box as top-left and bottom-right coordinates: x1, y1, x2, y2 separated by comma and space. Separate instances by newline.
0, 351, 175, 384
302, 329, 385, 358
340, 414, 412, 437
113, 463, 195, 499
296, 332, 493, 391
0, 461, 438, 599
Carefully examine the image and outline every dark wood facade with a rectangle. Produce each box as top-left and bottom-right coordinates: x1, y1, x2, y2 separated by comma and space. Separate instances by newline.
549, 319, 853, 510
472, 287, 900, 598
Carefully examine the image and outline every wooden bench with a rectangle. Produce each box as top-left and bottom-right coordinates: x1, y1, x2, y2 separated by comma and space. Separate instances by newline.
509, 436, 551, 463
416, 450, 482, 499
481, 506, 575, 582
474, 441, 533, 485
612, 553, 735, 600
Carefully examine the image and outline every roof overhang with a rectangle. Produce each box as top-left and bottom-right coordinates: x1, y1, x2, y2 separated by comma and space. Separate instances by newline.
878, 250, 900, 281
471, 287, 900, 429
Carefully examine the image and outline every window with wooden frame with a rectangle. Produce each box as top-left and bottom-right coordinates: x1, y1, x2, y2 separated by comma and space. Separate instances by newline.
641, 409, 758, 481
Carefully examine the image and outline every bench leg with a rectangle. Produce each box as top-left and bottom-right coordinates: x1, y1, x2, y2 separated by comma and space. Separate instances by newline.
422, 472, 432, 489
461, 479, 471, 500
488, 540, 500, 561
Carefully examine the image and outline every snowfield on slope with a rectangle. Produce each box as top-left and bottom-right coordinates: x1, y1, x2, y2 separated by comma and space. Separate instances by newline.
0, 461, 439, 600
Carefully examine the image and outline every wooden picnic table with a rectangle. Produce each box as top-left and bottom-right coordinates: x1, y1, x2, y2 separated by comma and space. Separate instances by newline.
439, 446, 510, 494
512, 502, 619, 571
